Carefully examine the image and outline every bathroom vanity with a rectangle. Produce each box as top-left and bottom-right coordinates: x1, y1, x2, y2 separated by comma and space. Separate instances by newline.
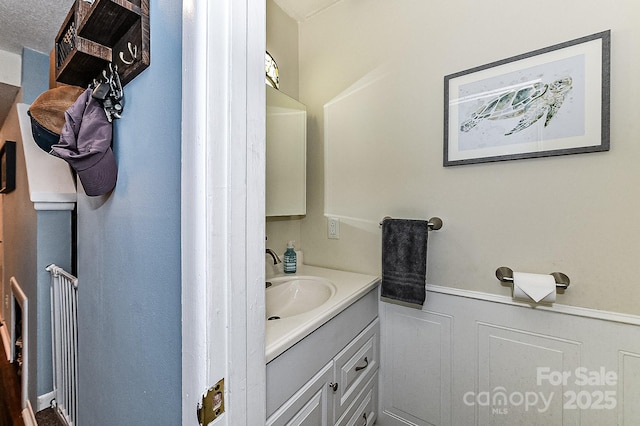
266, 266, 380, 425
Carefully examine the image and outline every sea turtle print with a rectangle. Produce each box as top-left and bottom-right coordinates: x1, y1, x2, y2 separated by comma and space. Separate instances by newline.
460, 77, 573, 136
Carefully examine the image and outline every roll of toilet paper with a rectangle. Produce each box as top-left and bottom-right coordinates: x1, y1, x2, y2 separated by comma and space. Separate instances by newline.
512, 272, 556, 303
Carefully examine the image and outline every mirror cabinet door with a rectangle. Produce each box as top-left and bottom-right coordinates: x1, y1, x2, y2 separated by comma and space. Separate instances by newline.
266, 85, 307, 217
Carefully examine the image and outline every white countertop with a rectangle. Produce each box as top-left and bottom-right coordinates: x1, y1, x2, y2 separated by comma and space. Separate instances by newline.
266, 264, 380, 363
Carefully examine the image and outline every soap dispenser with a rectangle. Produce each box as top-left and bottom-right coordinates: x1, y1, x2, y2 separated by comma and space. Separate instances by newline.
283, 241, 297, 274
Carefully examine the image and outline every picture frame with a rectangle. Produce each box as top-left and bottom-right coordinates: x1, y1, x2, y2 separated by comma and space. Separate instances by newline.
0, 141, 16, 194
444, 30, 610, 166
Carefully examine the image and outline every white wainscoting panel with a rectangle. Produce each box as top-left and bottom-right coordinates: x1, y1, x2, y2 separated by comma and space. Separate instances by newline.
476, 323, 581, 425
379, 304, 452, 426
619, 351, 640, 425
378, 287, 640, 426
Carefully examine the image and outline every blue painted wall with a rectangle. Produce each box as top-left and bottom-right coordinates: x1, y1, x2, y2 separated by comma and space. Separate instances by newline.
76, 1, 182, 423
21, 48, 49, 104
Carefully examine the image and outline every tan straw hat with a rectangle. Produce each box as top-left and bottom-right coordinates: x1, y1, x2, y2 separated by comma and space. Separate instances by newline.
28, 85, 85, 152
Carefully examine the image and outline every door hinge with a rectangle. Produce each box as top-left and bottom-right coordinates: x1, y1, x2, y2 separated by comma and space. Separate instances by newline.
197, 378, 225, 425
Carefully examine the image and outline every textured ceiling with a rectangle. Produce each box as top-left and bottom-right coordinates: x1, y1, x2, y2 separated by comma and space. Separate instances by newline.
0, 0, 75, 55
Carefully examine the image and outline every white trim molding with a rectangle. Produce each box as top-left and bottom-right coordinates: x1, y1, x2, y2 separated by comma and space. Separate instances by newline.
181, 0, 266, 424
10, 277, 28, 409
37, 390, 56, 412
427, 284, 640, 326
22, 401, 37, 426
0, 320, 10, 361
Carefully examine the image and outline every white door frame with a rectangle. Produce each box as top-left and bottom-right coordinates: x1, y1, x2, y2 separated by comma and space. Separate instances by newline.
181, 0, 266, 424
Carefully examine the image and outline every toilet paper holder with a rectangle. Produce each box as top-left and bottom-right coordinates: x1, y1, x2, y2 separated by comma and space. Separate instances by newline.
495, 267, 570, 290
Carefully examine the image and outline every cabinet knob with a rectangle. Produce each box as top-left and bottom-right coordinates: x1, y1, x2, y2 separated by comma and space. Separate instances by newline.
329, 382, 338, 392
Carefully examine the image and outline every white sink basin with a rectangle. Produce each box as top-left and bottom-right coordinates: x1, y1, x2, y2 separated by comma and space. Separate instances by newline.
266, 276, 336, 320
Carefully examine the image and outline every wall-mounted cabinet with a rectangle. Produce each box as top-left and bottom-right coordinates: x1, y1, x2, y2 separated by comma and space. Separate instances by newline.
266, 85, 306, 217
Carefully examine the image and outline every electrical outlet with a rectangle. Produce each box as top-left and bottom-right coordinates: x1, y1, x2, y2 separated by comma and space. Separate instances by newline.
328, 217, 340, 239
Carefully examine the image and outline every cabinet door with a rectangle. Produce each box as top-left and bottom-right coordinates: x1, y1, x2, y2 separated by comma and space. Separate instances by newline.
266, 84, 307, 217
267, 362, 334, 426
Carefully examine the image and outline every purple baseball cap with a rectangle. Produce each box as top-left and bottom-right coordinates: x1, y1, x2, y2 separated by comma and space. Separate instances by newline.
51, 88, 117, 196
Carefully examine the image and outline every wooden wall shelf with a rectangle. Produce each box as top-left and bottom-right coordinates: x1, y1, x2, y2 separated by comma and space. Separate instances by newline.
78, 0, 142, 47
54, 0, 149, 87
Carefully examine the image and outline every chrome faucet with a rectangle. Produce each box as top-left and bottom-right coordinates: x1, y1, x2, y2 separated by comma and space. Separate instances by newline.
265, 248, 282, 265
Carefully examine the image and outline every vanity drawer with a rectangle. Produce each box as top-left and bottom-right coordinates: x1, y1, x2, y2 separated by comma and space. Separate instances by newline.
333, 318, 379, 420
335, 372, 378, 426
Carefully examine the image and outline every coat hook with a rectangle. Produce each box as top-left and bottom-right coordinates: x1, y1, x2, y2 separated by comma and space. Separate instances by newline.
119, 42, 138, 65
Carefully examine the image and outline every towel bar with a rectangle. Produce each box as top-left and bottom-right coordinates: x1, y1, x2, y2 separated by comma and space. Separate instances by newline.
379, 216, 443, 231
495, 266, 570, 290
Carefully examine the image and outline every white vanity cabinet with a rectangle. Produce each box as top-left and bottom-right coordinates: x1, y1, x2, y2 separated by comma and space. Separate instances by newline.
266, 362, 335, 426
266, 85, 307, 217
266, 288, 379, 426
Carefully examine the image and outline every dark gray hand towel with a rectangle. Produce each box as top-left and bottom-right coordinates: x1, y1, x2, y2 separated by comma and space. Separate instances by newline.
381, 218, 429, 308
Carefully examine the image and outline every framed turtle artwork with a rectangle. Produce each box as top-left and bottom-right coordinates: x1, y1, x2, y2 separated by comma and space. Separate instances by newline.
444, 30, 610, 166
